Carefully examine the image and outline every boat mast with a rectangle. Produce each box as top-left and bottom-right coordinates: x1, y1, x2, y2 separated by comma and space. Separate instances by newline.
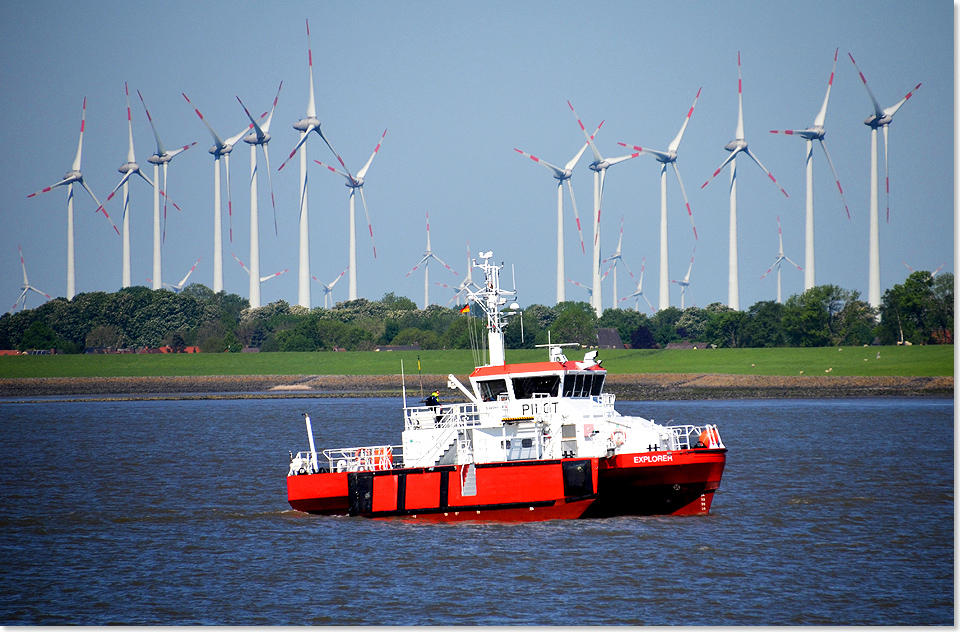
467, 251, 517, 367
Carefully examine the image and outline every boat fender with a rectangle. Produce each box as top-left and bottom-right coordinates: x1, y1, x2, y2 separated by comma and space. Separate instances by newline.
298, 466, 307, 475
611, 430, 627, 447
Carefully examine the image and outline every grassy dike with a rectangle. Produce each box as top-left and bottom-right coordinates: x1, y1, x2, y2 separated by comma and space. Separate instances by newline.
0, 346, 952, 400
0, 345, 953, 379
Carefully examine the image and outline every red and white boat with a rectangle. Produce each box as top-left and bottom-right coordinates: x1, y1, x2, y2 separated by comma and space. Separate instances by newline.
287, 251, 726, 521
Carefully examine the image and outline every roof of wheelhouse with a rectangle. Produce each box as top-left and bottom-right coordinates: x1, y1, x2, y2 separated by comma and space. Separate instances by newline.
470, 360, 605, 378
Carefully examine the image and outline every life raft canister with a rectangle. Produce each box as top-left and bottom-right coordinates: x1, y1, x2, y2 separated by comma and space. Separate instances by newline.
373, 446, 393, 470
698, 428, 720, 448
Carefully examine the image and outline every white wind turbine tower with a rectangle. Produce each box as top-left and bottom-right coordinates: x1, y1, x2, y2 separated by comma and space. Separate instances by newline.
311, 266, 349, 309
671, 247, 696, 309
98, 82, 178, 289
278, 19, 348, 308
619, 255, 654, 313
760, 216, 803, 304
138, 90, 196, 292
618, 87, 702, 311
514, 121, 599, 303
149, 256, 202, 293
315, 129, 386, 300
769, 48, 850, 291
10, 245, 52, 313
237, 83, 282, 308
27, 97, 115, 300
848, 53, 922, 309
600, 217, 629, 309
568, 101, 641, 316
183, 93, 251, 294
701, 53, 789, 311
230, 253, 289, 291
405, 211, 458, 309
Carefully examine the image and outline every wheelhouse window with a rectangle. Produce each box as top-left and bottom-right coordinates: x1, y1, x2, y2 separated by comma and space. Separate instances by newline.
562, 372, 605, 398
478, 379, 508, 401
511, 375, 560, 400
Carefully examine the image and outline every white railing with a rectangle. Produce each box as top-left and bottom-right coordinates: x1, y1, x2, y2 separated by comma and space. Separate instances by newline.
666, 423, 724, 451
403, 402, 481, 431
288, 444, 403, 475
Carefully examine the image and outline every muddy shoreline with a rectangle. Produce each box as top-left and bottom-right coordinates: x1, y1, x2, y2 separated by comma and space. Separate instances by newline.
0, 373, 952, 402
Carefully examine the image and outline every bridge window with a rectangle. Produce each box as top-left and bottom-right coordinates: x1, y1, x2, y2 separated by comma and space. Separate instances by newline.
512, 375, 560, 399
562, 373, 604, 397
478, 379, 508, 401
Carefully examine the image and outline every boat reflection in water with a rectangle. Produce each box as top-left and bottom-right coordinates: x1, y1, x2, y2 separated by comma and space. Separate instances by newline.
287, 251, 726, 521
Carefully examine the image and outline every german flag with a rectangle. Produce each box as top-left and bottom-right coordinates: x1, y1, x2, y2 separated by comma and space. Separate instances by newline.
459, 304, 470, 314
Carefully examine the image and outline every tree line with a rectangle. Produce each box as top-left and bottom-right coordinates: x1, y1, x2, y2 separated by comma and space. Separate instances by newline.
0, 271, 951, 353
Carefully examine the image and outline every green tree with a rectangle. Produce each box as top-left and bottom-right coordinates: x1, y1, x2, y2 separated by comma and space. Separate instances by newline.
391, 327, 440, 349
550, 303, 597, 346
19, 321, 57, 351
598, 308, 647, 346
783, 285, 874, 347
650, 306, 682, 347
740, 301, 786, 347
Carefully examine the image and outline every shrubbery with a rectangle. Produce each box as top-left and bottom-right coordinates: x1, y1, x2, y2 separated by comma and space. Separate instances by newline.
0, 272, 951, 353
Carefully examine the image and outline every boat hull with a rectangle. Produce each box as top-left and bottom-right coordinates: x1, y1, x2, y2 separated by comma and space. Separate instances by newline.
586, 448, 727, 517
288, 458, 599, 522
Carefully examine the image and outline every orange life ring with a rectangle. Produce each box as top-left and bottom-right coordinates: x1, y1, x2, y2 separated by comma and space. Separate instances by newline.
611, 430, 627, 447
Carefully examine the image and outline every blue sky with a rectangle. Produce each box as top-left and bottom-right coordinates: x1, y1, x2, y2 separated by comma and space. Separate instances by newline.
2, 1, 953, 314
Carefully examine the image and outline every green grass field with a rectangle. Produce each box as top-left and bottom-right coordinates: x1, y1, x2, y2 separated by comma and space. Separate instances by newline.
0, 345, 952, 379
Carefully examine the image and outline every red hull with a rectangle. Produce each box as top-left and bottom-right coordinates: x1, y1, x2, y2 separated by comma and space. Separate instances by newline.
288, 448, 726, 521
288, 458, 599, 522
588, 448, 727, 517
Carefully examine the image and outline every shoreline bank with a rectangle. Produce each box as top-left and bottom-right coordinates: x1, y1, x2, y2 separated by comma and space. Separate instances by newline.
0, 373, 952, 402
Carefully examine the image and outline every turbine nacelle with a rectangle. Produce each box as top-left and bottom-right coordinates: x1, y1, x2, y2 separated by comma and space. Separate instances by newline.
864, 113, 893, 128
209, 143, 234, 157
345, 177, 363, 189
293, 116, 321, 133
800, 125, 825, 140
61, 170, 83, 183
243, 131, 271, 145
724, 139, 747, 153
147, 154, 173, 166
118, 161, 140, 174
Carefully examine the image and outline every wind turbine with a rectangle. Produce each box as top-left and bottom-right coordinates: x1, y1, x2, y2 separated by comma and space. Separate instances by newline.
10, 245, 52, 313
311, 266, 349, 309
149, 256, 202, 293
760, 216, 803, 304
230, 252, 289, 290
568, 101, 640, 316
769, 49, 850, 291
435, 239, 484, 306
278, 19, 348, 308
98, 82, 178, 289
138, 90, 196, 292
671, 248, 696, 309
600, 217, 629, 309
618, 86, 702, 311
315, 129, 386, 300
27, 97, 114, 300
566, 278, 593, 302
237, 82, 282, 308
619, 255, 654, 313
701, 53, 789, 311
183, 92, 253, 295
848, 53, 921, 309
514, 120, 600, 303
404, 211, 458, 309
902, 261, 946, 277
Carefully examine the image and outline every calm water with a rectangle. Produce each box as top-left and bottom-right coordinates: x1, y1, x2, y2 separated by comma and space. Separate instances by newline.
0, 395, 953, 625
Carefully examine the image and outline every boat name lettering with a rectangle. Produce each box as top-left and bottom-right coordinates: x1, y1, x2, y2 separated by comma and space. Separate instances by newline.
520, 402, 559, 416
633, 454, 674, 464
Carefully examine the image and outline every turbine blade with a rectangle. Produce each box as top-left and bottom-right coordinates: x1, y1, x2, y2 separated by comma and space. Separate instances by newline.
357, 129, 386, 180
668, 86, 701, 152
671, 162, 697, 240
314, 159, 351, 181
261, 144, 278, 236
847, 53, 885, 118
514, 148, 565, 178
278, 129, 312, 171
230, 251, 250, 275
358, 187, 377, 259
701, 150, 739, 189
72, 97, 87, 172
736, 52, 745, 140
564, 179, 586, 254
182, 93, 227, 148
567, 101, 604, 163
883, 83, 922, 118
742, 148, 789, 197
817, 139, 851, 219
138, 89, 166, 156
813, 48, 838, 127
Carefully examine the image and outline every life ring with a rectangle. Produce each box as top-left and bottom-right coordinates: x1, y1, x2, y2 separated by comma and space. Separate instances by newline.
698, 428, 720, 449
611, 430, 627, 447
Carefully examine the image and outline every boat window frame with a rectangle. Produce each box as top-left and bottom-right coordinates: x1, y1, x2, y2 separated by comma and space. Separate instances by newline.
477, 378, 509, 402
511, 375, 561, 400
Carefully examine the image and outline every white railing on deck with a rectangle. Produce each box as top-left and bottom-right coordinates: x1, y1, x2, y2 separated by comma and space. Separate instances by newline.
288, 444, 403, 475
666, 423, 724, 451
